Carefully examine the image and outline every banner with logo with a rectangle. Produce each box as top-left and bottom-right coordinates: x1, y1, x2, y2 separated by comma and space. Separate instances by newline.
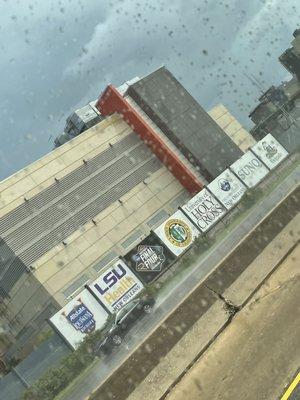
87, 259, 144, 313
49, 289, 109, 349
207, 169, 247, 210
154, 210, 200, 256
230, 150, 269, 188
181, 189, 226, 232
123, 233, 176, 284
251, 133, 288, 170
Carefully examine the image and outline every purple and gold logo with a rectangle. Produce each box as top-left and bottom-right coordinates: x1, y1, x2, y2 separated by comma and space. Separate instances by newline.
64, 299, 96, 334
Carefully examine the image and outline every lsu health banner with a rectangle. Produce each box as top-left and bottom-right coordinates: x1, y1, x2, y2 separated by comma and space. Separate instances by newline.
251, 133, 288, 170
123, 233, 176, 284
49, 289, 109, 349
87, 259, 144, 313
230, 150, 269, 188
154, 210, 200, 256
181, 188, 226, 232
207, 168, 247, 210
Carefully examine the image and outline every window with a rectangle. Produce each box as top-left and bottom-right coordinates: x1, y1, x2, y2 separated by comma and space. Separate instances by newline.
93, 251, 118, 273
146, 209, 169, 228
62, 274, 89, 299
170, 191, 191, 210
121, 229, 143, 249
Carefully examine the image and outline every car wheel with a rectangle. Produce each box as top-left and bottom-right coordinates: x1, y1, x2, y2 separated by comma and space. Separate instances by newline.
143, 304, 153, 314
112, 335, 122, 345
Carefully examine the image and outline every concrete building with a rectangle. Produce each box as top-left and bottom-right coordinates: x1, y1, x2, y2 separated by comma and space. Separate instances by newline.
208, 104, 256, 152
249, 29, 300, 152
0, 114, 194, 356
0, 67, 244, 357
54, 100, 102, 147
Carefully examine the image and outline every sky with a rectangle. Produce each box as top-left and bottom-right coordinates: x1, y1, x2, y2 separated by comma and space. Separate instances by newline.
0, 0, 299, 180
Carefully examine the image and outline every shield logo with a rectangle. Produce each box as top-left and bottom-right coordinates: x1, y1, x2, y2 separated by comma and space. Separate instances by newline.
64, 299, 96, 334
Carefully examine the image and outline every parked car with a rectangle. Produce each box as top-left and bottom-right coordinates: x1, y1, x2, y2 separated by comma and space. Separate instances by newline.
96, 295, 155, 355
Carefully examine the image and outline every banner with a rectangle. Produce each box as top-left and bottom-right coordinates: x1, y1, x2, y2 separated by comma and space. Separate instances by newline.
49, 289, 109, 349
154, 210, 200, 256
207, 169, 247, 210
87, 259, 144, 313
181, 189, 225, 232
230, 150, 269, 188
251, 133, 288, 169
123, 233, 176, 284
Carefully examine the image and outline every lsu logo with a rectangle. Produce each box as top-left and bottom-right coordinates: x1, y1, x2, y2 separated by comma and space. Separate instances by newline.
93, 263, 128, 295
91, 262, 142, 309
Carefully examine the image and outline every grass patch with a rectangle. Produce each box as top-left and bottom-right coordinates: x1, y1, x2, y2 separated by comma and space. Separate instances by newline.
54, 358, 99, 400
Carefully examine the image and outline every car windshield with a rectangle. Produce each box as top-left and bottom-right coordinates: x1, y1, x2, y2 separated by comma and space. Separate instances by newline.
0, 3, 299, 400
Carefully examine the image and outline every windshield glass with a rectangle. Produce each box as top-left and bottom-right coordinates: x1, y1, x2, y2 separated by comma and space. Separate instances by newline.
0, 2, 299, 400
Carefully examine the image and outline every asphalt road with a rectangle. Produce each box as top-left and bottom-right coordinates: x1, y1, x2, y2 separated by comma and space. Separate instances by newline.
284, 375, 300, 400
165, 244, 300, 400
62, 164, 300, 400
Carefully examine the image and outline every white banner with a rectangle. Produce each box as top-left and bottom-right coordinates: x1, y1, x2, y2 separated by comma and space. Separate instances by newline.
154, 210, 200, 256
49, 289, 109, 349
251, 133, 288, 169
181, 189, 225, 232
208, 169, 247, 210
88, 259, 144, 313
230, 151, 269, 188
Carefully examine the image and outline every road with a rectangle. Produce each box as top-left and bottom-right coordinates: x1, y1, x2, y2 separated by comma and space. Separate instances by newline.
281, 372, 300, 400
62, 164, 300, 400
165, 244, 300, 400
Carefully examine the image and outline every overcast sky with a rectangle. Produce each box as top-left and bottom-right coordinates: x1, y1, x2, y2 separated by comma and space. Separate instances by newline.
0, 0, 299, 180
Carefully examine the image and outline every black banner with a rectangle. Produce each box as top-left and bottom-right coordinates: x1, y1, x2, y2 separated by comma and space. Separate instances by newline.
123, 233, 176, 284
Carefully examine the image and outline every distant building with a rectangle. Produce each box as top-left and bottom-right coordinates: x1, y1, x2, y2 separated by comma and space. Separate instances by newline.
54, 101, 102, 147
249, 29, 300, 152
279, 28, 300, 81
125, 67, 243, 181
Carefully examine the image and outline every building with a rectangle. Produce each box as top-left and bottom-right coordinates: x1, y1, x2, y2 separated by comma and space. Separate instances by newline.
54, 101, 102, 147
123, 67, 243, 181
208, 104, 256, 152
279, 28, 300, 81
249, 29, 300, 152
0, 67, 243, 357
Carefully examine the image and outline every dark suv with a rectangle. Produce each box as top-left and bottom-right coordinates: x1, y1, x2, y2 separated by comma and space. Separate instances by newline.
96, 295, 155, 355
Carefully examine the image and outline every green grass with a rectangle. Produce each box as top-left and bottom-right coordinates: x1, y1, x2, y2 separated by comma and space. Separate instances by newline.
54, 358, 100, 400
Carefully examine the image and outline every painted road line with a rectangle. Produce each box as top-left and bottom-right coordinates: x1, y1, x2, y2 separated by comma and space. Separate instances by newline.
281, 372, 300, 400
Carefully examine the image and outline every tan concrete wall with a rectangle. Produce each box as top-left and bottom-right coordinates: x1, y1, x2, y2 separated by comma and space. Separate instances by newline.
0, 114, 129, 216
208, 104, 256, 152
32, 166, 187, 307
4, 170, 187, 326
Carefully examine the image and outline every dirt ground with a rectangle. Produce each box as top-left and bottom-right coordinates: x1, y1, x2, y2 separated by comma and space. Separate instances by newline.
165, 244, 300, 400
